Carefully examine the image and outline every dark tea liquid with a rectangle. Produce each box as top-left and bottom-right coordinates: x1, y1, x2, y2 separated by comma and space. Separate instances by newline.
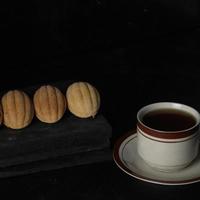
142, 109, 196, 131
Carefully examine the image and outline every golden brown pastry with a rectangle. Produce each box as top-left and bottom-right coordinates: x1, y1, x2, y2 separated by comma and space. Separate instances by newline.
0, 104, 3, 125
1, 90, 34, 129
66, 82, 100, 118
33, 85, 67, 123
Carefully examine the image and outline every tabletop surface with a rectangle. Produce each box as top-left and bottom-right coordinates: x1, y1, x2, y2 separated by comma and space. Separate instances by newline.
1, 160, 200, 200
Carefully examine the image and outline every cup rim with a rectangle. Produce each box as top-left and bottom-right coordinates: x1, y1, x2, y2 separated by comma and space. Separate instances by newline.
137, 102, 200, 139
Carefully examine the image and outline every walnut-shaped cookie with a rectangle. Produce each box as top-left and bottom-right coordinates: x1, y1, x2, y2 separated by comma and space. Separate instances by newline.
66, 82, 100, 118
1, 90, 34, 129
34, 85, 67, 123
0, 104, 3, 125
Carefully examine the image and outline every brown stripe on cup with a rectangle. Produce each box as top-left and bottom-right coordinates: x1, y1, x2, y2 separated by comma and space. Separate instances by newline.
137, 122, 199, 139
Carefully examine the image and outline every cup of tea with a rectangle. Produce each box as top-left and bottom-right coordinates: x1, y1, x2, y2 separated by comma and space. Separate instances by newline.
137, 102, 200, 172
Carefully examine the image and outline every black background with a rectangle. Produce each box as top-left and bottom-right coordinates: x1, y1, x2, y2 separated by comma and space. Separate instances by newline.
1, 0, 200, 199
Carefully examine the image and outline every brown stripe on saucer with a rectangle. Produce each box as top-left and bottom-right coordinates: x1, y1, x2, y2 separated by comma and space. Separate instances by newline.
113, 131, 200, 185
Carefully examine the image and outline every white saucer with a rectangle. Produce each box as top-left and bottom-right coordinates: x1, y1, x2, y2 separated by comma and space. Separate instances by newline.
113, 131, 200, 185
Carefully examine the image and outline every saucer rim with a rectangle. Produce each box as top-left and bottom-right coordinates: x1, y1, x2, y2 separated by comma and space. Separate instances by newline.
113, 130, 200, 185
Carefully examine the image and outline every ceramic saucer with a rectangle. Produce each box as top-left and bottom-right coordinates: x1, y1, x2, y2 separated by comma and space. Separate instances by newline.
113, 131, 200, 185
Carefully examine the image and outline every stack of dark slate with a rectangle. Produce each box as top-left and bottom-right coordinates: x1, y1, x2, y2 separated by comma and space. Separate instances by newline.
0, 81, 112, 178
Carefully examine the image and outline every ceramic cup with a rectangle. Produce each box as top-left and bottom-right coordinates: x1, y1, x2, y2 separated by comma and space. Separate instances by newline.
137, 102, 200, 172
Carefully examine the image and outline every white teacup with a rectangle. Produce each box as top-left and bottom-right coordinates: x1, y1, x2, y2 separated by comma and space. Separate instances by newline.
137, 102, 200, 172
